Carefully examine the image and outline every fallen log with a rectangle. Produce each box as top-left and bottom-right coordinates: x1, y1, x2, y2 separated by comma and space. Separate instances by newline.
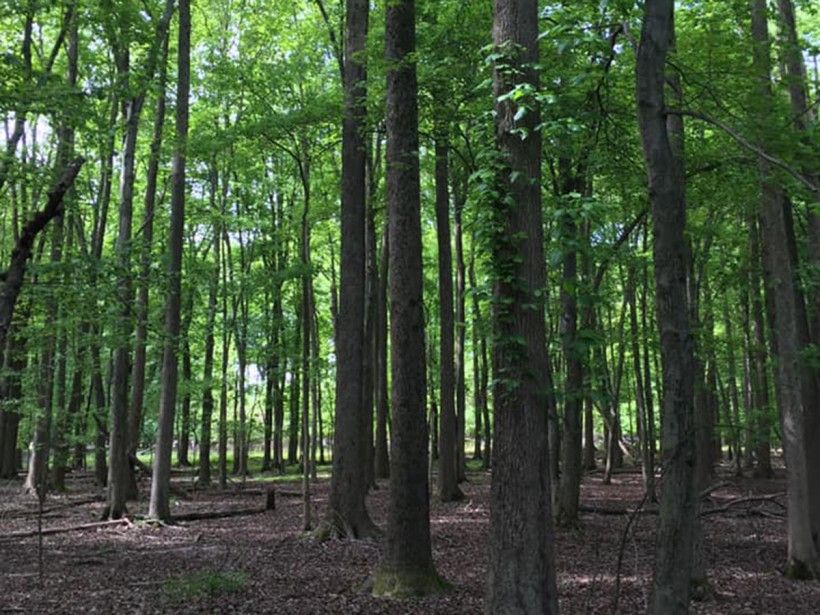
700, 492, 786, 517
0, 518, 131, 540
172, 508, 267, 522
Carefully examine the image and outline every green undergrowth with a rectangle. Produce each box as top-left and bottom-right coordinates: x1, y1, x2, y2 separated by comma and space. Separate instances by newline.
162, 570, 248, 605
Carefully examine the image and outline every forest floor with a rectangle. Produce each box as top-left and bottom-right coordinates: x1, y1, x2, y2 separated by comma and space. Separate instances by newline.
1, 462, 818, 614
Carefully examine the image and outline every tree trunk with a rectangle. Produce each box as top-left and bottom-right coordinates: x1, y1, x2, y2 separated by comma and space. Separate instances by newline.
628, 262, 656, 500
198, 214, 220, 486
372, 0, 442, 596
0, 314, 27, 479
374, 222, 390, 479
128, 30, 170, 499
301, 168, 313, 530
148, 0, 189, 521
776, 0, 820, 555
468, 249, 484, 462
320, 0, 377, 540
178, 286, 194, 467
453, 191, 467, 483
636, 2, 698, 611
555, 164, 584, 527
751, 0, 819, 578
485, 1, 559, 611
434, 131, 462, 503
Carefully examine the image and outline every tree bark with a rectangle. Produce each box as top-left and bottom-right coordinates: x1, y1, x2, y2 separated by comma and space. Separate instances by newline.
372, 0, 442, 596
128, 29, 170, 498
751, 0, 819, 578
374, 222, 390, 479
776, 0, 820, 555
149, 0, 190, 521
320, 0, 377, 539
434, 131, 462, 503
636, 2, 698, 611
555, 163, 584, 527
485, 1, 559, 611
198, 210, 220, 487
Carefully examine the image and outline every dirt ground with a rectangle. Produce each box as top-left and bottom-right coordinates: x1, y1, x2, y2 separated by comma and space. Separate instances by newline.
1, 465, 818, 614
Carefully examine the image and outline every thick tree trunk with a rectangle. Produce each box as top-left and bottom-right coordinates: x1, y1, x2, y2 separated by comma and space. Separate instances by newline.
776, 0, 820, 554
636, 2, 698, 611
149, 0, 190, 521
485, 1, 559, 612
372, 0, 442, 596
320, 0, 377, 540
750, 0, 819, 577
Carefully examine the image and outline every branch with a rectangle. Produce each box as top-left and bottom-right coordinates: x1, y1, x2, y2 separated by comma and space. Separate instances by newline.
312, 0, 344, 81
592, 208, 648, 292
666, 108, 819, 194
0, 156, 85, 349
0, 518, 131, 541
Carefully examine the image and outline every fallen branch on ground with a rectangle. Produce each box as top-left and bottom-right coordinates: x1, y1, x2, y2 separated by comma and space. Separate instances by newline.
171, 508, 268, 522
700, 492, 786, 517
0, 518, 131, 540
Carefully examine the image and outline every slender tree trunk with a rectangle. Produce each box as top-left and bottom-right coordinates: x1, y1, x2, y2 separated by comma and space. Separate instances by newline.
301, 175, 313, 530
628, 262, 656, 500
556, 166, 584, 527
218, 219, 231, 489
434, 131, 462, 502
723, 298, 743, 475
178, 287, 194, 467
128, 30, 170, 500
374, 223, 390, 479
105, 0, 175, 520
748, 216, 773, 478
288, 305, 301, 467
486, 1, 558, 611
453, 192, 467, 483
149, 0, 190, 521
636, 2, 698, 611
468, 249, 484, 462
198, 217, 219, 486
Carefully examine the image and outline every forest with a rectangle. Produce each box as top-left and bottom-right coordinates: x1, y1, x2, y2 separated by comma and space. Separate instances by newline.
0, 0, 818, 612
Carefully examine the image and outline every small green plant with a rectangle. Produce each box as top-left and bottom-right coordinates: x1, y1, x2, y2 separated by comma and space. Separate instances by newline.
162, 570, 247, 604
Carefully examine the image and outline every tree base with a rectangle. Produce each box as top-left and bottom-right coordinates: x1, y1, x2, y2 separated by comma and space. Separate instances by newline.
438, 486, 465, 503
370, 566, 448, 599
311, 514, 382, 542
785, 557, 818, 580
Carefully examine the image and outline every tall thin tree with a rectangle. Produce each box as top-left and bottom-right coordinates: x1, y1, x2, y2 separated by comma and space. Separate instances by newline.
149, 0, 190, 521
